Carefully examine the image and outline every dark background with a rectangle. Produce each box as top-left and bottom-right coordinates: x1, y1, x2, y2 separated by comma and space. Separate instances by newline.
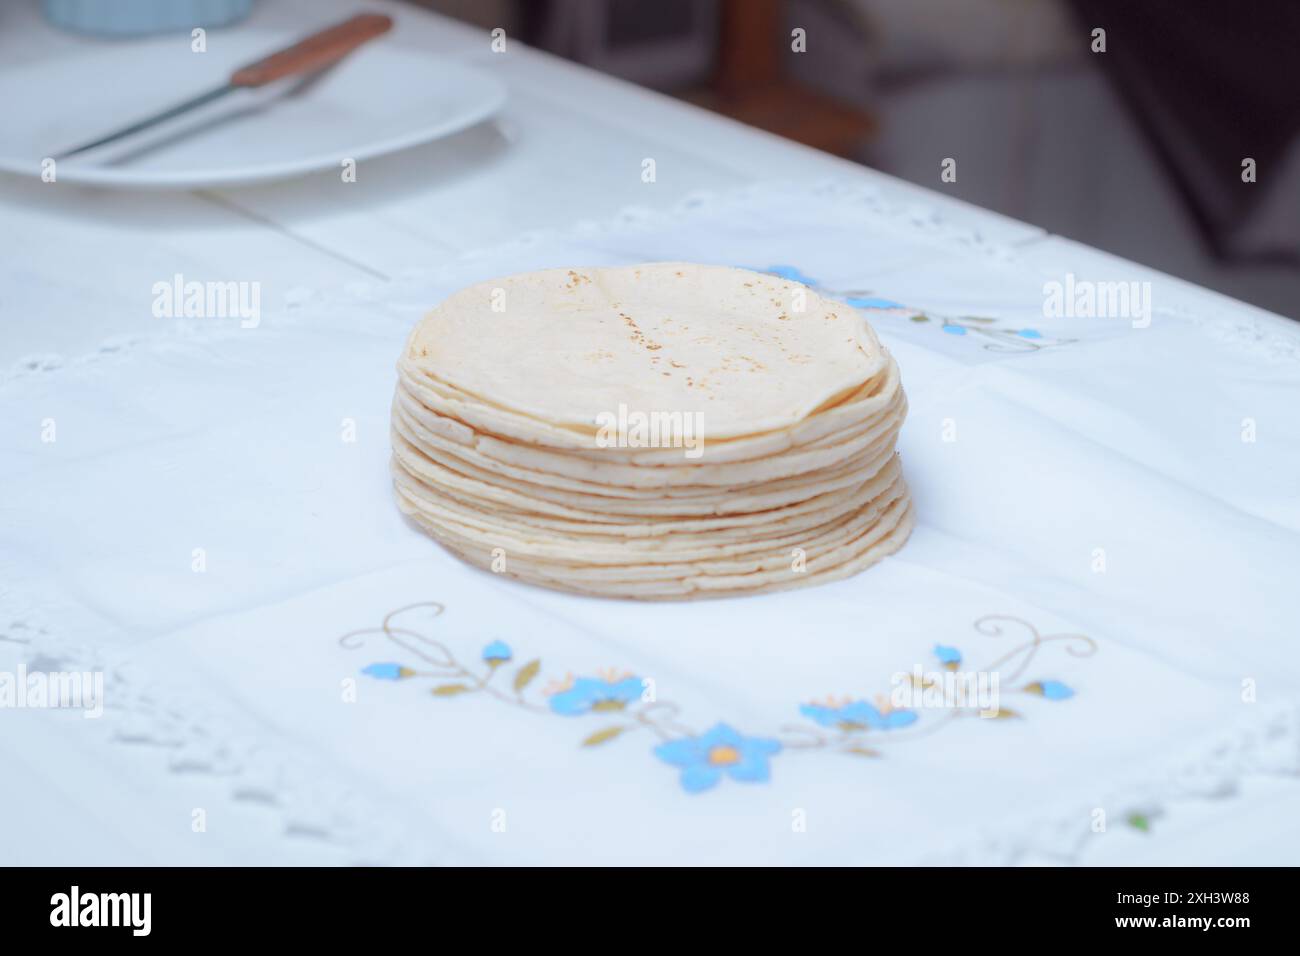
415, 0, 1300, 319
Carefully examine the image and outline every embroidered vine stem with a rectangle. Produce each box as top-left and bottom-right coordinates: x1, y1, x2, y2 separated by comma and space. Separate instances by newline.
473, 662, 550, 714
340, 602, 453, 667
344, 604, 1097, 792
777, 711, 964, 752
341, 601, 697, 737
773, 615, 1097, 753
975, 614, 1098, 686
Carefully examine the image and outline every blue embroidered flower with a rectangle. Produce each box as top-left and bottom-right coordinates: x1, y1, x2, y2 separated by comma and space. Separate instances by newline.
942, 323, 968, 335
845, 296, 905, 309
761, 264, 818, 285
546, 670, 644, 715
1017, 328, 1043, 339
654, 723, 781, 793
1025, 680, 1074, 700
362, 662, 414, 680
800, 697, 918, 731
482, 640, 512, 665
934, 644, 962, 670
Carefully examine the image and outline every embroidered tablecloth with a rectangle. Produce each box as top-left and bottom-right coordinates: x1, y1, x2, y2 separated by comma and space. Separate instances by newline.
3, 181, 1298, 865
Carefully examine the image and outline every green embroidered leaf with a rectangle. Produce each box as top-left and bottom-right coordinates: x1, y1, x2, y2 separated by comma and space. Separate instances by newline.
582, 726, 625, 747
909, 314, 929, 323
431, 683, 471, 697
1127, 813, 1152, 833
513, 658, 541, 693
960, 315, 998, 324
845, 745, 881, 758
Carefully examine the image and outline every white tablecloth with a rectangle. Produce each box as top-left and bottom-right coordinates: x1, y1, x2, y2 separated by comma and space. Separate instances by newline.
3, 181, 1298, 865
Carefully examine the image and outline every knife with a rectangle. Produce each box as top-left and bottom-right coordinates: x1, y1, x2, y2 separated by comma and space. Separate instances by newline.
53, 12, 394, 161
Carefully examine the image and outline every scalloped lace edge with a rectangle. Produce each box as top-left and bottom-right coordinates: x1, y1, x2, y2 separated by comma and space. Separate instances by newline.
931, 700, 1300, 865
8, 590, 1298, 865
1, 593, 465, 866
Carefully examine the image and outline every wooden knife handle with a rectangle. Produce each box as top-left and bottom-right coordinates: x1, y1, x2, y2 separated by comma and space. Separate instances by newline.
230, 13, 393, 87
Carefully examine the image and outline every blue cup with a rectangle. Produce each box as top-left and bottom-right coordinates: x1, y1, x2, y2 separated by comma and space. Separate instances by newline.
43, 0, 254, 37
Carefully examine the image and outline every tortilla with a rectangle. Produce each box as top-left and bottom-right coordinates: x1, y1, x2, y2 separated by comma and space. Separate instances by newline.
391, 262, 913, 599
402, 262, 886, 442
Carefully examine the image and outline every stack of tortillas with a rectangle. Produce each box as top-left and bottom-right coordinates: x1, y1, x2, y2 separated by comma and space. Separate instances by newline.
391, 262, 912, 599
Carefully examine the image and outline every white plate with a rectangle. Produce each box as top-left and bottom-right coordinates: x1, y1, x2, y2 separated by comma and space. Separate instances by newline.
0, 28, 506, 189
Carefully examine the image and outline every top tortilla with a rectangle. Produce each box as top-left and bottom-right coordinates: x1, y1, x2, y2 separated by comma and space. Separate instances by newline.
403, 263, 885, 442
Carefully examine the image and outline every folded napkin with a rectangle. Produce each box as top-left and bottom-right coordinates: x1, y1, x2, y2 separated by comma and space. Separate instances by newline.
3, 181, 1298, 865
